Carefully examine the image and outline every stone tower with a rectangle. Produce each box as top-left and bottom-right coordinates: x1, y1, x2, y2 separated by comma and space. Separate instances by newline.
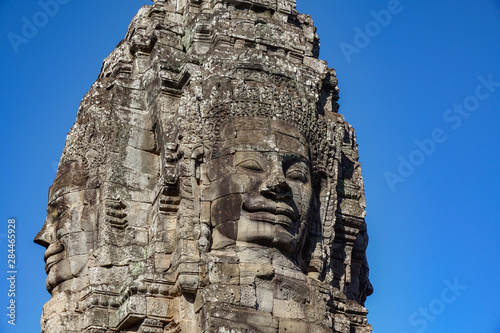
35, 1, 372, 332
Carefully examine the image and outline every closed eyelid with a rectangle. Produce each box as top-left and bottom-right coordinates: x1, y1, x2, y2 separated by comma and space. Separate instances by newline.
236, 159, 264, 171
291, 168, 309, 178
284, 159, 310, 172
49, 196, 65, 206
285, 159, 310, 178
48, 199, 68, 216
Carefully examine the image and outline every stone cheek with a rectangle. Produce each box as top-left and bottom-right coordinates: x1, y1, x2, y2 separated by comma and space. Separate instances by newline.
211, 193, 243, 248
36, 1, 372, 332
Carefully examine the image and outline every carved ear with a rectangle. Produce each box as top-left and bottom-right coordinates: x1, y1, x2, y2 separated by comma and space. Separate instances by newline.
304, 174, 329, 280
172, 146, 207, 294
190, 146, 212, 254
191, 146, 205, 185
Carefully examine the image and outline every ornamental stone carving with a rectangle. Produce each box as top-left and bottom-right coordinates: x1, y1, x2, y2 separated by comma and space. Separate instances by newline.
35, 1, 373, 332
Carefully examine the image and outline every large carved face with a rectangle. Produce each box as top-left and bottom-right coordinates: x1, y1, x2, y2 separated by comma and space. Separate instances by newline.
208, 117, 313, 254
34, 162, 94, 294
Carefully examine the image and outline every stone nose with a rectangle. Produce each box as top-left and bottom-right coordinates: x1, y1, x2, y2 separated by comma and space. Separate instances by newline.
34, 220, 55, 248
260, 171, 293, 201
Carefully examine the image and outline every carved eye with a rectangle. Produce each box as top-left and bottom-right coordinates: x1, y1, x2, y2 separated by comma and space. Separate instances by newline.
53, 205, 68, 219
286, 169, 308, 183
237, 159, 264, 172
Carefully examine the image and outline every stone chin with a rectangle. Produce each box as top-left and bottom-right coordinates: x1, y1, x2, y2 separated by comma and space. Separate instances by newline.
43, 243, 88, 294
45, 257, 72, 293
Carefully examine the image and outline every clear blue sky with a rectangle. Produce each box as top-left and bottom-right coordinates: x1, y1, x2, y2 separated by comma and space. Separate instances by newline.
1, 1, 499, 332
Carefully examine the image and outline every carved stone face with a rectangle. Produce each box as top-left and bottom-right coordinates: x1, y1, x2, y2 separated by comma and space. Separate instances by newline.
208, 117, 313, 254
34, 162, 94, 293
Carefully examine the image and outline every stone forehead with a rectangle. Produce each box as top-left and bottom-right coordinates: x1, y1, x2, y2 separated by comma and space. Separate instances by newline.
48, 161, 90, 201
205, 97, 324, 141
211, 117, 311, 158
216, 116, 310, 144
233, 117, 308, 142
219, 118, 309, 158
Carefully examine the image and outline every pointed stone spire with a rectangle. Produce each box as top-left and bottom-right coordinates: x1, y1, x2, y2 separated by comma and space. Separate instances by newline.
36, 1, 372, 332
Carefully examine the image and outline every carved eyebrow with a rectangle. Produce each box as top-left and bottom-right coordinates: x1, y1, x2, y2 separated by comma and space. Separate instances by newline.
234, 151, 267, 160
48, 197, 67, 210
281, 153, 310, 166
234, 147, 277, 153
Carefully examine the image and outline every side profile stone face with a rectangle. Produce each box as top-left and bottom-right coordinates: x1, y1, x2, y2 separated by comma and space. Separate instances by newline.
35, 1, 373, 332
